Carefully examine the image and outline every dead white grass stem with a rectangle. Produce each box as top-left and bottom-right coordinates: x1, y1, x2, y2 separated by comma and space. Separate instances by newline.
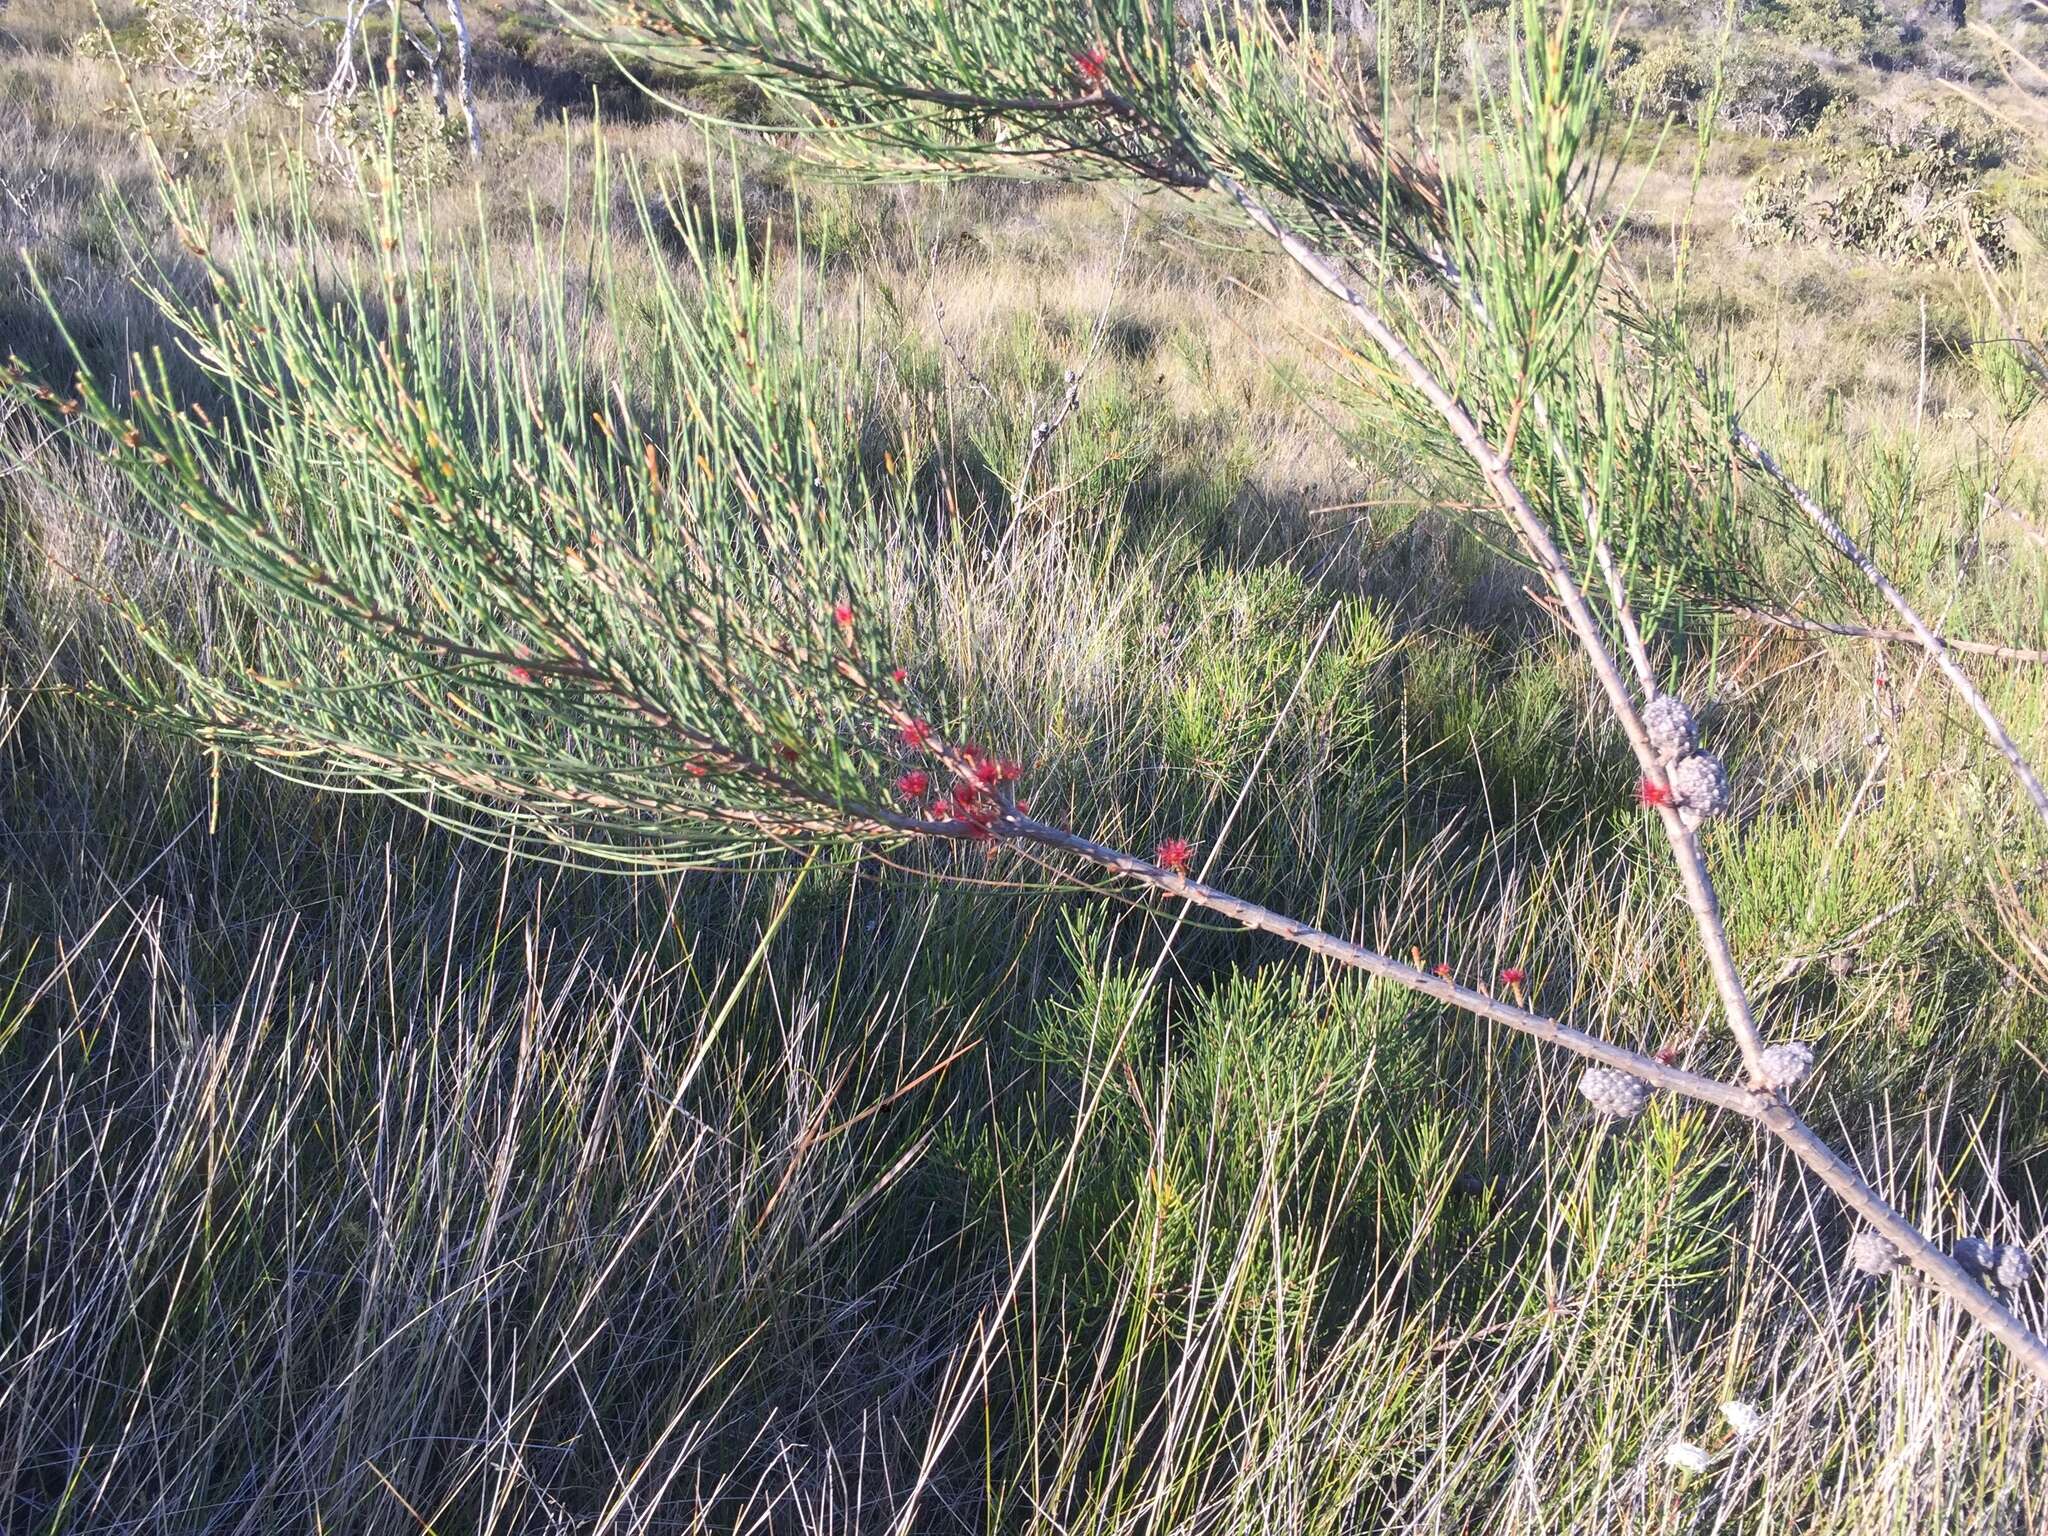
1013, 208, 1133, 508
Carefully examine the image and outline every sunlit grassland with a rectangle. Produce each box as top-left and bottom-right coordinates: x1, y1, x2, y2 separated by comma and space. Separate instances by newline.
5, 11, 2048, 1529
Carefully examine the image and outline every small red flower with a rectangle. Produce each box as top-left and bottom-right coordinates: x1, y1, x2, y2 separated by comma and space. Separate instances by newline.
1432, 962, 1452, 979
684, 759, 709, 778
1155, 837, 1194, 875
506, 665, 537, 686
1499, 967, 1527, 987
1655, 1043, 1680, 1065
952, 778, 981, 806
833, 601, 854, 628
777, 745, 801, 763
997, 759, 1022, 782
896, 770, 929, 799
901, 719, 933, 750
1639, 776, 1675, 808
931, 796, 956, 821
972, 757, 1002, 787
1074, 45, 1107, 87
890, 667, 908, 684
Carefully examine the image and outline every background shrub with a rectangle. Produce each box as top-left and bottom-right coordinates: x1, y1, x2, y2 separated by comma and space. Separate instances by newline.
1746, 0, 1901, 65
1610, 40, 1710, 122
1719, 39, 1835, 138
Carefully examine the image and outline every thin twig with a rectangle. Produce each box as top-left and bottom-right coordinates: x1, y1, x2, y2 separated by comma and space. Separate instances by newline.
1986, 491, 2048, 553
1593, 535, 1657, 692
1735, 425, 2048, 827
1733, 605, 2048, 664
1013, 207, 1135, 506
1760, 896, 1914, 997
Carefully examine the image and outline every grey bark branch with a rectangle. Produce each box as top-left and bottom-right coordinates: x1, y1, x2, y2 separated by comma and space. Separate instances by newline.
325, 0, 375, 99
324, 0, 483, 165
443, 0, 483, 163
1001, 811, 2048, 1384
405, 0, 448, 120
1216, 175, 1772, 1085
1205, 174, 2048, 1384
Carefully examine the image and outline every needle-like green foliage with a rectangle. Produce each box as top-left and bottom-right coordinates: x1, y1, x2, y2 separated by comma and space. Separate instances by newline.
18, 153, 969, 870
4, 0, 1961, 870
589, 0, 1852, 639
13, 0, 2048, 1432
10, 0, 1870, 869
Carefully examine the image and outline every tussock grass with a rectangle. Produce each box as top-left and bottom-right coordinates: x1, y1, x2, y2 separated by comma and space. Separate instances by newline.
6, 15, 2048, 1532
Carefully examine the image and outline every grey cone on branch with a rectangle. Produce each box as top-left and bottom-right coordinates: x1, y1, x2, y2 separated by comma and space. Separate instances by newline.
1671, 751, 1732, 830
1643, 694, 1697, 765
1848, 1228, 1902, 1275
1997, 1245, 2036, 1289
1579, 1066, 1651, 1120
1757, 1041, 1815, 1092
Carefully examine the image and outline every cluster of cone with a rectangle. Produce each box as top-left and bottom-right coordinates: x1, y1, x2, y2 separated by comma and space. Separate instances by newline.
1578, 1038, 1816, 1123
1849, 1228, 2036, 1288
1586, 693, 2041, 1294
1643, 694, 1731, 830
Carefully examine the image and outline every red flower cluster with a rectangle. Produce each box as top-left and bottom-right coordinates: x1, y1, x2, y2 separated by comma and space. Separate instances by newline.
931, 792, 998, 840
1431, 962, 1453, 979
1074, 45, 1107, 87
890, 667, 908, 684
832, 601, 855, 629
896, 728, 1025, 843
1638, 776, 1675, 808
506, 665, 537, 686
1155, 837, 1194, 875
1499, 966, 1527, 987
958, 745, 1023, 789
